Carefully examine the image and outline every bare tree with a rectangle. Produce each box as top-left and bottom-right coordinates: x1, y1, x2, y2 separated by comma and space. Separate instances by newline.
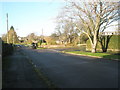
56, 11, 80, 45
62, 0, 119, 52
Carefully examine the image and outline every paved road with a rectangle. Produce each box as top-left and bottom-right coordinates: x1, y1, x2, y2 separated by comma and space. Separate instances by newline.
22, 46, 118, 88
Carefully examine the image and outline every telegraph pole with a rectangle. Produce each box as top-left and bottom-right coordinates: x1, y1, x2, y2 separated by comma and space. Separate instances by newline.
6, 13, 9, 43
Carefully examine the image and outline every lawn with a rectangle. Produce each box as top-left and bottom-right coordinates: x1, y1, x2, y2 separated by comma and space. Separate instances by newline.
66, 51, 120, 60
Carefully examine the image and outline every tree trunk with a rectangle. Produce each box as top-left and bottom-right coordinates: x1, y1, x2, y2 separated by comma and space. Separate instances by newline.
91, 36, 97, 53
91, 43, 97, 53
99, 35, 112, 53
102, 49, 107, 52
91, 34, 98, 53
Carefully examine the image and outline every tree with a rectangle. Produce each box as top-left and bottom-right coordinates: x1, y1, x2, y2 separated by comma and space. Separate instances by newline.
44, 36, 56, 45
26, 33, 38, 44
2, 34, 7, 42
62, 0, 119, 52
79, 33, 89, 44
50, 33, 59, 41
4, 26, 19, 44
55, 15, 79, 45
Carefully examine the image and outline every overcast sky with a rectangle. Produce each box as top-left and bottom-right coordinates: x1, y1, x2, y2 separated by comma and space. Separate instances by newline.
0, 1, 65, 37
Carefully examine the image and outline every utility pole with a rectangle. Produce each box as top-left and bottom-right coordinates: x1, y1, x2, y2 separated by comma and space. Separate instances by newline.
6, 13, 9, 43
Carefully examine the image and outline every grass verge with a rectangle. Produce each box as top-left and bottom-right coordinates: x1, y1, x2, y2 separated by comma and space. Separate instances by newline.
65, 51, 120, 60
37, 47, 47, 49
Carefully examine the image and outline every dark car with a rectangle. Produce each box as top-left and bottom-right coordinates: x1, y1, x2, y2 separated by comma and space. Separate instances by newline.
31, 43, 37, 49
15, 44, 22, 48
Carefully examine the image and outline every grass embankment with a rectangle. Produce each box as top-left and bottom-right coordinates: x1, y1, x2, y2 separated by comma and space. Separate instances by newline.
66, 51, 120, 60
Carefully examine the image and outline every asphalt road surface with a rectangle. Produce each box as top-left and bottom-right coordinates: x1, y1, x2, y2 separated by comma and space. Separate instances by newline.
21, 46, 118, 88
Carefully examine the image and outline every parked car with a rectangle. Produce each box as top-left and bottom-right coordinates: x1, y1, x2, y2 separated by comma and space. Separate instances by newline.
15, 44, 22, 48
31, 43, 37, 49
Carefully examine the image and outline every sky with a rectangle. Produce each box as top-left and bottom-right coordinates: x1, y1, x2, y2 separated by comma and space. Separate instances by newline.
0, 0, 65, 37
0, 0, 118, 37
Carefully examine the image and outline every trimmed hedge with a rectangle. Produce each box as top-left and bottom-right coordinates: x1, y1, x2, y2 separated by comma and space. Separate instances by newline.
108, 35, 119, 50
86, 35, 120, 51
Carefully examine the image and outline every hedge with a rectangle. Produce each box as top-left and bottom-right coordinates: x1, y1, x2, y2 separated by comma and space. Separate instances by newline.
2, 41, 14, 57
86, 35, 120, 51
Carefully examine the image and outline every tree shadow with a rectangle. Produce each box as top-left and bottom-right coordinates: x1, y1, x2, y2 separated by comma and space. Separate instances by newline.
102, 53, 120, 60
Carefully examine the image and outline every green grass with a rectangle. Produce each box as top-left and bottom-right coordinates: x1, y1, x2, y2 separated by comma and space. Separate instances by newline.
66, 51, 120, 60
36, 47, 47, 49
24, 44, 29, 46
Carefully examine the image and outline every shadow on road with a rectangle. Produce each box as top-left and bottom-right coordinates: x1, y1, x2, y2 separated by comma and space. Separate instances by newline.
2, 49, 47, 88
102, 53, 120, 60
